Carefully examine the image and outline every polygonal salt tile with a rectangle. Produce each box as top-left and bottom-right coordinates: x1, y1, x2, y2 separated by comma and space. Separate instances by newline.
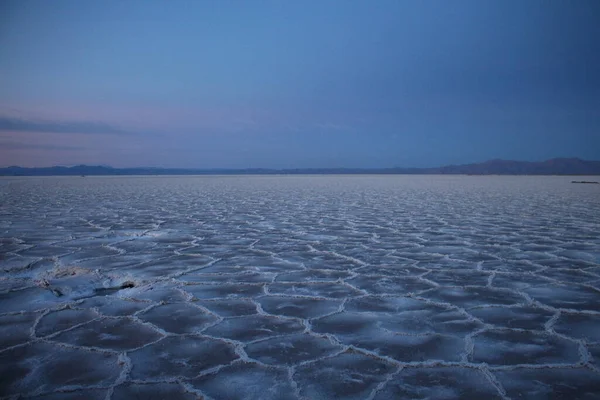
275, 269, 353, 282
194, 299, 257, 317
525, 284, 600, 312
312, 312, 464, 362
0, 287, 65, 313
258, 296, 342, 319
189, 362, 293, 400
245, 333, 341, 365
178, 272, 275, 284
185, 284, 265, 300
312, 311, 375, 338
0, 342, 120, 397
495, 368, 600, 399
367, 265, 427, 277
267, 282, 362, 298
292, 254, 356, 271
123, 285, 188, 303
33, 389, 107, 400
491, 273, 557, 291
556, 250, 599, 263
421, 286, 526, 309
345, 296, 425, 313
0, 256, 42, 273
346, 275, 433, 295
553, 313, 600, 343
57, 246, 121, 264
294, 350, 396, 400
112, 383, 198, 400
540, 268, 599, 285
76, 255, 147, 271
381, 307, 482, 337
479, 260, 542, 274
0, 312, 38, 350
19, 244, 73, 258
78, 296, 149, 316
589, 344, 600, 366
393, 251, 446, 263
0, 277, 34, 292
373, 367, 502, 399
138, 303, 217, 334
52, 317, 163, 350
351, 332, 464, 363
129, 336, 238, 379
314, 307, 478, 338
35, 308, 99, 337
469, 305, 554, 330
204, 315, 304, 342
425, 269, 491, 286
472, 329, 579, 365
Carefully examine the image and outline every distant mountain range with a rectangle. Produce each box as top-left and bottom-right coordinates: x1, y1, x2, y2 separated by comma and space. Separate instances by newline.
1, 158, 600, 176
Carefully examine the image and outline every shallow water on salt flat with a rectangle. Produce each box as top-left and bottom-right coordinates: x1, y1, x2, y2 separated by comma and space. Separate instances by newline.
1, 175, 600, 399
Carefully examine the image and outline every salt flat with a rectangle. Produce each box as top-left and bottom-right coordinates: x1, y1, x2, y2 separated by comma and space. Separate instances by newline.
1, 175, 599, 399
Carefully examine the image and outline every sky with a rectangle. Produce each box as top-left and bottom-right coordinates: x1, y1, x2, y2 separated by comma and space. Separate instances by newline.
1, 0, 599, 168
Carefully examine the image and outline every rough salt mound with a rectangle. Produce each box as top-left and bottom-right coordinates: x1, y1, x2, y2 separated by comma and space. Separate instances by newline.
1, 175, 599, 399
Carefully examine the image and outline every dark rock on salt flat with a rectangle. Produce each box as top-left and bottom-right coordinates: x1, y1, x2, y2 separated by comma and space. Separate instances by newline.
373, 367, 503, 400
129, 336, 238, 379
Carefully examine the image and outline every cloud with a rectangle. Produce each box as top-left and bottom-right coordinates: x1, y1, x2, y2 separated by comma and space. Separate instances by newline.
0, 116, 136, 136
0, 140, 84, 151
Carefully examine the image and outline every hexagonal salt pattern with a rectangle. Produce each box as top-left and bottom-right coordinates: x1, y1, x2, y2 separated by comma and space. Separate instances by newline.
1, 175, 599, 399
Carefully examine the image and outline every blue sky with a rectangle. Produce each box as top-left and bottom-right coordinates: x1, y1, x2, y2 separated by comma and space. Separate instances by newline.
1, 0, 599, 168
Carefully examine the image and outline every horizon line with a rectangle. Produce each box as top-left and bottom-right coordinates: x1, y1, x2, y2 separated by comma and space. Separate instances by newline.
2, 157, 599, 171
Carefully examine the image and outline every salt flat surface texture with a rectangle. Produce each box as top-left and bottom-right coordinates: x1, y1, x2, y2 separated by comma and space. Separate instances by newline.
1, 175, 600, 400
